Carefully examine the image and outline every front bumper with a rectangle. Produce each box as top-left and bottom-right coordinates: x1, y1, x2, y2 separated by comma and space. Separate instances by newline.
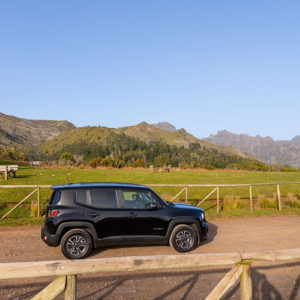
200, 221, 209, 241
41, 224, 59, 247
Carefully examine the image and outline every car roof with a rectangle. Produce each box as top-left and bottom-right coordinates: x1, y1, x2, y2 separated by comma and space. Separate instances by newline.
51, 182, 150, 190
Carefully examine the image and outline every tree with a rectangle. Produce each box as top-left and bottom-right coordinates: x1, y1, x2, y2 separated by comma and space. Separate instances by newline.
133, 158, 145, 167
60, 152, 76, 165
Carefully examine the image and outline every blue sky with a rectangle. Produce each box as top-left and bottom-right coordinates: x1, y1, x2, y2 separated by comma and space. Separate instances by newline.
0, 1, 299, 140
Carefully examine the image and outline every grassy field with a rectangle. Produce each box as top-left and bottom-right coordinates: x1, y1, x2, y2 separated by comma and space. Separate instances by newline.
1, 167, 300, 225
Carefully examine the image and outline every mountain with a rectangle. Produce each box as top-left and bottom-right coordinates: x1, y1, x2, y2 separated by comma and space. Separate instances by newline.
118, 122, 255, 159
152, 122, 176, 132
40, 122, 252, 158
0, 112, 257, 167
205, 130, 300, 168
0, 112, 75, 151
39, 123, 255, 168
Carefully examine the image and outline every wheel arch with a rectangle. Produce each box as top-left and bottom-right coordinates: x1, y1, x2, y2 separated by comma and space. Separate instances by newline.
166, 219, 201, 245
57, 221, 97, 246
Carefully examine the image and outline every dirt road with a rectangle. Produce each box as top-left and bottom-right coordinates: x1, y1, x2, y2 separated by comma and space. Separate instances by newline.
0, 215, 300, 299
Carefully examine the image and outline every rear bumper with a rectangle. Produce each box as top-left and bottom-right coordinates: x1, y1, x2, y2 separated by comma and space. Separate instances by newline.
41, 224, 59, 247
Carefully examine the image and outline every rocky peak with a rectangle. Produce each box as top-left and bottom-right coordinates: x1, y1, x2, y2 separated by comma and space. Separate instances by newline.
152, 122, 176, 132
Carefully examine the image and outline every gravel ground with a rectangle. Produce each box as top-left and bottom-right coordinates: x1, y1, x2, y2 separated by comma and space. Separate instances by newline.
0, 215, 299, 299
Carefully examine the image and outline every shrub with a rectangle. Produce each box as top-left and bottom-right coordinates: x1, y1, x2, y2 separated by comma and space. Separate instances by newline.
286, 193, 300, 208
88, 157, 102, 168
258, 194, 277, 209
133, 158, 145, 167
222, 195, 246, 211
227, 161, 269, 171
101, 156, 114, 167
0, 147, 26, 161
200, 164, 215, 170
60, 152, 76, 165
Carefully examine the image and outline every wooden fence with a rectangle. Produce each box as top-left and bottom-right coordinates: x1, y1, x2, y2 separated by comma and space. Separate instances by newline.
0, 182, 300, 219
1, 247, 299, 299
147, 182, 300, 213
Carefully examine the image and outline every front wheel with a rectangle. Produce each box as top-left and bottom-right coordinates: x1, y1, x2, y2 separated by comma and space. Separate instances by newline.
61, 229, 93, 259
169, 225, 197, 253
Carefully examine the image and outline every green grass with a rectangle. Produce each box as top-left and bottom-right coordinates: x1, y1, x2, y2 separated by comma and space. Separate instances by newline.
1, 167, 300, 225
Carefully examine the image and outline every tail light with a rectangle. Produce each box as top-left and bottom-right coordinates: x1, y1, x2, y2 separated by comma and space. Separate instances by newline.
48, 209, 58, 218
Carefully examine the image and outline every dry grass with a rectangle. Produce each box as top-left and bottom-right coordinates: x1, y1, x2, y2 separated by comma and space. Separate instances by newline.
258, 194, 277, 209
285, 193, 300, 208
30, 200, 38, 217
222, 195, 247, 211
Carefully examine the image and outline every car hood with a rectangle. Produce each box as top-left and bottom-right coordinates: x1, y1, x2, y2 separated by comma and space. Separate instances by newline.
168, 202, 204, 212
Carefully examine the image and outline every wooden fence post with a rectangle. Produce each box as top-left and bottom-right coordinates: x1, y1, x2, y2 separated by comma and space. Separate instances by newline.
217, 187, 220, 213
4, 166, 8, 181
240, 263, 252, 300
185, 187, 188, 203
64, 275, 77, 300
277, 184, 281, 212
37, 187, 40, 218
249, 186, 253, 212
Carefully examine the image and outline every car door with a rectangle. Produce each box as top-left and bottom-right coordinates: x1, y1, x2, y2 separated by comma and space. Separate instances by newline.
79, 188, 127, 240
120, 189, 168, 237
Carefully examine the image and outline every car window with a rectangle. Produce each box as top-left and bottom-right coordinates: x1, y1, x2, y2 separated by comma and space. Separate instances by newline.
50, 191, 61, 204
89, 189, 118, 209
122, 190, 161, 209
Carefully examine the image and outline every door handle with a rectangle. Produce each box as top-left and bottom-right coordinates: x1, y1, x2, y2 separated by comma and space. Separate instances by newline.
128, 212, 137, 218
87, 212, 99, 218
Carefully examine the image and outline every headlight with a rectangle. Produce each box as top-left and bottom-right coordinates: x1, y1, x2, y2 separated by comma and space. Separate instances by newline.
200, 212, 205, 220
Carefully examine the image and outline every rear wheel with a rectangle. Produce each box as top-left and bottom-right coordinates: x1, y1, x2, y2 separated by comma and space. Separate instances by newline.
169, 225, 197, 253
61, 229, 93, 259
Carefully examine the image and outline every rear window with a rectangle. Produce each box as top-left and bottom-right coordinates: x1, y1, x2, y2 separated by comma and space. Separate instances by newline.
77, 190, 88, 205
50, 191, 61, 204
76, 189, 118, 209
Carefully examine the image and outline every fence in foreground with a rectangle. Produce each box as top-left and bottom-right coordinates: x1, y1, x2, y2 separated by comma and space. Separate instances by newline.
0, 247, 299, 299
1, 181, 300, 219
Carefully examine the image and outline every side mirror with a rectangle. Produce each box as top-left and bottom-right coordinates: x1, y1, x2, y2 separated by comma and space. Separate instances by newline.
149, 202, 157, 209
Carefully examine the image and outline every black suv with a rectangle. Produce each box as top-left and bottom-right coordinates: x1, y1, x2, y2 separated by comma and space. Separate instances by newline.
42, 183, 208, 259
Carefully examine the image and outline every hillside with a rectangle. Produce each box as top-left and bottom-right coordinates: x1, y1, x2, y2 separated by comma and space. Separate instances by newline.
205, 130, 300, 168
0, 112, 259, 168
40, 122, 252, 159
39, 123, 256, 168
117, 122, 252, 158
0, 112, 75, 151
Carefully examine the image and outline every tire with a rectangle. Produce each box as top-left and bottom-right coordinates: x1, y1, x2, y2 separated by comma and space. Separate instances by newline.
169, 224, 198, 253
61, 229, 93, 259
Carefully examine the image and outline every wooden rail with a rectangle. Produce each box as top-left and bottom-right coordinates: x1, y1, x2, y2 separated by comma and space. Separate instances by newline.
0, 248, 299, 299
